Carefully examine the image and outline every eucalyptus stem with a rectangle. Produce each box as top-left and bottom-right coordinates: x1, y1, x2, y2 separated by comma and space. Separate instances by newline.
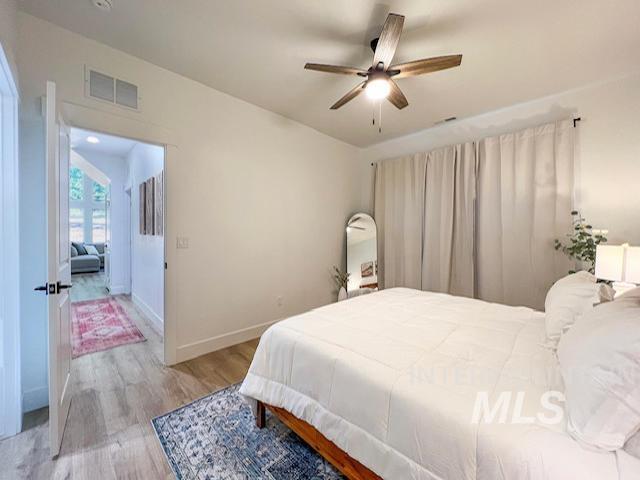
554, 211, 607, 274
332, 266, 350, 290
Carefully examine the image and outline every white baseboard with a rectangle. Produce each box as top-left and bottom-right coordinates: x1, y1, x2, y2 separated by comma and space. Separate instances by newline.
23, 386, 48, 412
108, 284, 129, 295
176, 320, 277, 363
132, 293, 163, 335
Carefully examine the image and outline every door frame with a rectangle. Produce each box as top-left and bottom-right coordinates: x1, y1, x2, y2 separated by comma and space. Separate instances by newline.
60, 101, 178, 365
124, 186, 132, 295
0, 42, 21, 438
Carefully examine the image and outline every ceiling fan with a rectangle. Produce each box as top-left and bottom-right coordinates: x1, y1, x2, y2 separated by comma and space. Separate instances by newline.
347, 216, 367, 230
305, 13, 462, 110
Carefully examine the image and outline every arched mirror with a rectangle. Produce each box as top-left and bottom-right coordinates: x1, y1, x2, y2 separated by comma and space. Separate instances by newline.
346, 213, 378, 294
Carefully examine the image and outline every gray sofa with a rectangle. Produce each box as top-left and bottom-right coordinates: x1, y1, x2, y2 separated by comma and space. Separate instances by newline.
71, 242, 105, 274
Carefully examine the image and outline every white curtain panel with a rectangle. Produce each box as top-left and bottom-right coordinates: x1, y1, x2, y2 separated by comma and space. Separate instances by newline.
421, 143, 476, 297
476, 119, 574, 309
374, 154, 427, 289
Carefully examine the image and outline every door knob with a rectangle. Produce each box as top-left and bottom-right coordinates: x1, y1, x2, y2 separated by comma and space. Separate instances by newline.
56, 281, 73, 294
34, 283, 56, 295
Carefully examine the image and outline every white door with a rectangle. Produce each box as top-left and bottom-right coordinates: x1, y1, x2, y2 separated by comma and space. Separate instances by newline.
45, 81, 73, 457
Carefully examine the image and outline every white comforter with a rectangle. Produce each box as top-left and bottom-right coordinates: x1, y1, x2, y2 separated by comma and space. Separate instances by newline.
240, 288, 639, 479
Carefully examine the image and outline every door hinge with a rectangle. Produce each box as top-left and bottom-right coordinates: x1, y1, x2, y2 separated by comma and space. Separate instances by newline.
164, 262, 168, 270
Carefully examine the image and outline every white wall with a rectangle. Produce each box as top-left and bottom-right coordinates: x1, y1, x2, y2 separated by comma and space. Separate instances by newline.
16, 10, 367, 385
19, 118, 48, 412
73, 149, 130, 295
362, 73, 640, 246
126, 143, 164, 329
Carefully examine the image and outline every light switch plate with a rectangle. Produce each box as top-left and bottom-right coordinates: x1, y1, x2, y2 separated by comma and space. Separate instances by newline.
177, 237, 189, 249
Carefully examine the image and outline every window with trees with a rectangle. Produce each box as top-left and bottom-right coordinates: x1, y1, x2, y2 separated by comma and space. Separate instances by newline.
69, 166, 108, 243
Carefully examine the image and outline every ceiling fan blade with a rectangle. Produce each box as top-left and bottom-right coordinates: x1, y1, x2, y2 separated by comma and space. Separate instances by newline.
387, 80, 408, 109
390, 55, 462, 79
330, 82, 366, 110
305, 63, 366, 75
373, 13, 405, 70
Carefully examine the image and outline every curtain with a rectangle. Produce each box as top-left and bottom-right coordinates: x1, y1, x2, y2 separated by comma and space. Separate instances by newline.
421, 143, 476, 297
476, 119, 574, 309
373, 119, 574, 310
374, 154, 426, 290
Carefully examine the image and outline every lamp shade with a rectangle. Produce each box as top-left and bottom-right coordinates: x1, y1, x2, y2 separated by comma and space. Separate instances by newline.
624, 246, 640, 284
595, 245, 625, 281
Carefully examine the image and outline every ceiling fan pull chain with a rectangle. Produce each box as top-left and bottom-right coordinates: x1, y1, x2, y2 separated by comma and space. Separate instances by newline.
379, 101, 382, 133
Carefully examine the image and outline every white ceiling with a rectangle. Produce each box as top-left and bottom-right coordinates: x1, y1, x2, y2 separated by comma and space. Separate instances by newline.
70, 127, 138, 157
348, 215, 376, 245
20, 0, 640, 147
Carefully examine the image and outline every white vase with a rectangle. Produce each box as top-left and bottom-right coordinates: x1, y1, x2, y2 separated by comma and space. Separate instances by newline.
338, 287, 347, 302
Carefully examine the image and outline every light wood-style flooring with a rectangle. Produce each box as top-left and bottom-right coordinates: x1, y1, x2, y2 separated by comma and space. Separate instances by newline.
0, 273, 258, 479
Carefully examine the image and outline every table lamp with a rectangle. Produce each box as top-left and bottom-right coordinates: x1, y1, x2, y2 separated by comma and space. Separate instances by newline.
595, 244, 640, 296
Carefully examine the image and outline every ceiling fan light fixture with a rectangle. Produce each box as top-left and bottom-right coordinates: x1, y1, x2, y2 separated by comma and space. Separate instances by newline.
365, 78, 391, 100
304, 13, 462, 112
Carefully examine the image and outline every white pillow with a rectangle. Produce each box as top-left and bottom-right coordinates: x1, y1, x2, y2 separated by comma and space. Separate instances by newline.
625, 431, 640, 459
557, 291, 640, 451
619, 286, 640, 300
544, 271, 612, 344
85, 244, 99, 256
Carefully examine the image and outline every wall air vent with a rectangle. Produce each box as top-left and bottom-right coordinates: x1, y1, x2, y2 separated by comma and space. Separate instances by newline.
85, 67, 139, 111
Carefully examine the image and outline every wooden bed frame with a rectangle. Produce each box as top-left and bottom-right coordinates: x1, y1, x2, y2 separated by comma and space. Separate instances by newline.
256, 401, 382, 480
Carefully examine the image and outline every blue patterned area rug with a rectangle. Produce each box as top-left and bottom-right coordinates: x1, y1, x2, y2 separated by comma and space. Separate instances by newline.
152, 383, 343, 479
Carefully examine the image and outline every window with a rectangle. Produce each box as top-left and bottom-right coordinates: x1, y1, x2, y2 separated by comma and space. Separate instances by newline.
92, 208, 106, 243
70, 208, 84, 242
69, 166, 108, 244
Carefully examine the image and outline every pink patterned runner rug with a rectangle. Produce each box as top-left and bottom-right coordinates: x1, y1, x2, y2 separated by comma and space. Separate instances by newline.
72, 297, 146, 358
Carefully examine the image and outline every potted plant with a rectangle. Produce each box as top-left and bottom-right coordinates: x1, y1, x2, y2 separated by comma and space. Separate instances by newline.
554, 211, 607, 274
332, 266, 350, 301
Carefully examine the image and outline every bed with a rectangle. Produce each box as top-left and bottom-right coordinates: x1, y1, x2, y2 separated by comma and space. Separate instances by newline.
239, 288, 640, 479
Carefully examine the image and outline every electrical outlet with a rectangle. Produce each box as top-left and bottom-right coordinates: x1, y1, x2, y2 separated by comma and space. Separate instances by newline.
276, 296, 284, 307
176, 237, 189, 249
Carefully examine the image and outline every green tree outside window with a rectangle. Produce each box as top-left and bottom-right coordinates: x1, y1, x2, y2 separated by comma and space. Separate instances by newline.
93, 181, 107, 202
70, 167, 83, 200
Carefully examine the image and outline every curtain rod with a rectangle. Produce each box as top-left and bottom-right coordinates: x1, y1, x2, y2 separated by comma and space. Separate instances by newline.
370, 117, 583, 166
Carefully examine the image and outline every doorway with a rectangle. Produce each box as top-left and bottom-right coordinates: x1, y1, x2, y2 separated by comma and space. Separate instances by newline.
68, 128, 165, 362
15, 85, 172, 458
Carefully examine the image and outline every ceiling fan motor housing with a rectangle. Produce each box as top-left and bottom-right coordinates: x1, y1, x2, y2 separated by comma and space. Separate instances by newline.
368, 70, 389, 82
304, 13, 462, 111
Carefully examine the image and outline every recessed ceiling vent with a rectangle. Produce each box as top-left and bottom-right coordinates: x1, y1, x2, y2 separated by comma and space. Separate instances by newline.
85, 67, 139, 110
434, 116, 457, 126
92, 0, 113, 12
